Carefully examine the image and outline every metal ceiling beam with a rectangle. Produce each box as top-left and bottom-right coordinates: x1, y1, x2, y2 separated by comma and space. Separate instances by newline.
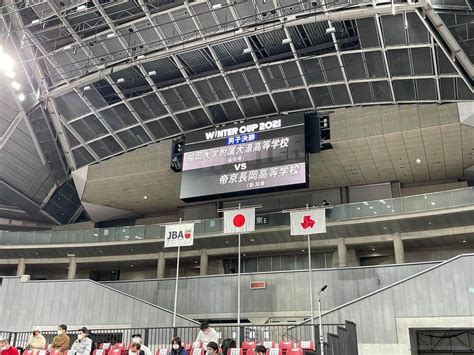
275, 0, 318, 110
47, 98, 100, 165
320, 0, 355, 106
415, 8, 473, 92
90, 1, 164, 141
41, 2, 424, 99
2, 0, 76, 170
140, 2, 216, 126
374, 13, 397, 103
183, 1, 247, 119
227, 2, 281, 113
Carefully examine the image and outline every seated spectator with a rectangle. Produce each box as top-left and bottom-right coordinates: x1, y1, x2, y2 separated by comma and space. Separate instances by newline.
221, 339, 236, 355
0, 338, 19, 355
255, 346, 266, 355
130, 334, 151, 355
196, 322, 218, 348
129, 344, 144, 355
50, 324, 71, 352
70, 327, 92, 355
169, 337, 187, 355
206, 342, 219, 355
27, 327, 46, 355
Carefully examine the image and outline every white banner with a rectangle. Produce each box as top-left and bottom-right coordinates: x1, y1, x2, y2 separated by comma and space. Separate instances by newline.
224, 208, 256, 234
164, 223, 194, 248
290, 209, 326, 235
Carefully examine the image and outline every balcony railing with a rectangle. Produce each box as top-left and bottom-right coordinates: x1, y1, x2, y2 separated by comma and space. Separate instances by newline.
0, 187, 473, 245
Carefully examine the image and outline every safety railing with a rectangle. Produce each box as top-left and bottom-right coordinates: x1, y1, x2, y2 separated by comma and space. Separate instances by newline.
0, 187, 473, 245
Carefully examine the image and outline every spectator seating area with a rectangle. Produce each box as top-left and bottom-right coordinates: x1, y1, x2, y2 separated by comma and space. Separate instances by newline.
19, 339, 316, 355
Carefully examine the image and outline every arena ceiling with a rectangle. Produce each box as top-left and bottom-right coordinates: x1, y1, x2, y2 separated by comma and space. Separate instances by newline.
0, 0, 473, 223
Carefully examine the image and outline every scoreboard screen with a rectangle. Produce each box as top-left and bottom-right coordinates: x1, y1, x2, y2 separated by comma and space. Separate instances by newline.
180, 113, 307, 202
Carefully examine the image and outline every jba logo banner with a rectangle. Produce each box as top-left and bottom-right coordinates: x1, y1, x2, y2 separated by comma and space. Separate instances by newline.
164, 223, 194, 248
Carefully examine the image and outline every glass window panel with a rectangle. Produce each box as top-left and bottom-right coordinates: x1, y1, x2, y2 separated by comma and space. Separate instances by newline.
281, 254, 296, 271
448, 188, 473, 207
51, 230, 68, 244
296, 253, 309, 270
18, 231, 35, 244
3, 231, 19, 244
272, 255, 281, 271
258, 256, 272, 272
245, 257, 258, 273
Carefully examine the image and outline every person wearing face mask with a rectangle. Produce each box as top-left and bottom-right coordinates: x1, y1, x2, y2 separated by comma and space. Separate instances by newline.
70, 327, 92, 355
206, 342, 219, 355
169, 337, 187, 355
195, 322, 218, 348
129, 334, 151, 355
27, 327, 46, 355
50, 324, 71, 352
0, 338, 19, 355
129, 344, 144, 355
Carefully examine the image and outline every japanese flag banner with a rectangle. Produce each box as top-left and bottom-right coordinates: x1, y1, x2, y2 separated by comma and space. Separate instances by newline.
224, 208, 256, 234
290, 209, 326, 235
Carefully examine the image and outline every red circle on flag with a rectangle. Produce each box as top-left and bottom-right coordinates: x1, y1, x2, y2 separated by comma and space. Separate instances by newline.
233, 214, 246, 228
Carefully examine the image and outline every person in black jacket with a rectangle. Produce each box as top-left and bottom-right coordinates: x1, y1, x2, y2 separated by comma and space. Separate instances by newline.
169, 337, 187, 355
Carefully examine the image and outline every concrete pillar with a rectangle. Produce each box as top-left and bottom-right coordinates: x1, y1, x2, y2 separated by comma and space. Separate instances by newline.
200, 250, 209, 276
393, 233, 405, 264
157, 252, 166, 279
16, 258, 26, 276
337, 238, 347, 267
68, 256, 77, 279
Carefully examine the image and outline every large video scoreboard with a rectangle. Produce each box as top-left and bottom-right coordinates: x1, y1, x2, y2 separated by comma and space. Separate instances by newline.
180, 113, 307, 202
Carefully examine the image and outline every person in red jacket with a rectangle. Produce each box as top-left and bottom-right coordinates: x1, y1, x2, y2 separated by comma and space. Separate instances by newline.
1, 339, 19, 355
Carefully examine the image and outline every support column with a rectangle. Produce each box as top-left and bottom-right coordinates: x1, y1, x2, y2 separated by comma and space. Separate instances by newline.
337, 238, 347, 268
393, 233, 405, 264
200, 250, 209, 276
68, 256, 77, 279
157, 252, 166, 279
16, 257, 26, 276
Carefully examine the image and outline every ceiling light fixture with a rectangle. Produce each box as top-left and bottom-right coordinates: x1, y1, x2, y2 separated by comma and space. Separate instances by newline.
212, 4, 223, 9
130, 264, 134, 268
462, 240, 467, 243
416, 158, 421, 164
4, 70, 15, 79
116, 78, 125, 83
148, 70, 156, 76
83, 85, 91, 91
136, 55, 145, 60
18, 93, 25, 102
11, 81, 20, 90
64, 45, 72, 50
31, 19, 40, 25
243, 47, 252, 54
77, 4, 87, 12
97, 64, 105, 70
250, 238, 255, 242
431, 202, 436, 206
143, 195, 148, 199
371, 248, 376, 251
235, 28, 244, 34
107, 33, 116, 39
282, 38, 292, 45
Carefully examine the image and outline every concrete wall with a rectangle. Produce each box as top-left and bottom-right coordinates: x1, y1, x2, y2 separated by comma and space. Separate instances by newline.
317, 254, 474, 355
104, 262, 437, 320
0, 277, 197, 331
